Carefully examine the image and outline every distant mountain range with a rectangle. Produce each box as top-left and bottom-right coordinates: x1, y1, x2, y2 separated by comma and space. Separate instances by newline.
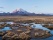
0, 8, 53, 16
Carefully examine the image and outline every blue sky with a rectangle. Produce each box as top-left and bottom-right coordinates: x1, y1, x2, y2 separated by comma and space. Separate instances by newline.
0, 0, 53, 14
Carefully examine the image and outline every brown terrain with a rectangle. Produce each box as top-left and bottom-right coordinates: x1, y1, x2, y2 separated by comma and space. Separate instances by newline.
0, 16, 53, 23
0, 16, 53, 40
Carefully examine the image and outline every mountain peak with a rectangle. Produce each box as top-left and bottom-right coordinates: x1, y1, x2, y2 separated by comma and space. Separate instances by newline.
12, 8, 26, 13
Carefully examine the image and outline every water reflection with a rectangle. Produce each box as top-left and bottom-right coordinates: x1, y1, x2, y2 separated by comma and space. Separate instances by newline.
2, 27, 12, 31
31, 24, 50, 31
0, 22, 14, 24
30, 34, 53, 40
0, 27, 12, 31
0, 36, 2, 40
21, 23, 53, 40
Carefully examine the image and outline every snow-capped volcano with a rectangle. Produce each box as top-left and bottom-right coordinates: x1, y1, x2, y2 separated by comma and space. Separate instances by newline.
0, 8, 52, 16
12, 8, 27, 13
11, 8, 35, 16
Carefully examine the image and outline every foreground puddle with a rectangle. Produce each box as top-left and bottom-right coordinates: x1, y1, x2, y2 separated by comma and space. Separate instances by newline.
31, 24, 50, 30
0, 27, 12, 31
31, 36, 53, 40
0, 22, 14, 24
2, 27, 12, 31
0, 36, 2, 40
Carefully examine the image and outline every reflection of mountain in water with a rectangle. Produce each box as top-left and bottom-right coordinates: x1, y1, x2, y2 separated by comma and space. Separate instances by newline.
0, 8, 52, 16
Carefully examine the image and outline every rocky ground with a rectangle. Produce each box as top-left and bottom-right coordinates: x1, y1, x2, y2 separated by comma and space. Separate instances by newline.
42, 24, 53, 30
0, 23, 51, 40
0, 16, 53, 40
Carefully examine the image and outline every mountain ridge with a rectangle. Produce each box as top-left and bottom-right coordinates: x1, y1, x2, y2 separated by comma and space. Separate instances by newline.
0, 8, 53, 16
